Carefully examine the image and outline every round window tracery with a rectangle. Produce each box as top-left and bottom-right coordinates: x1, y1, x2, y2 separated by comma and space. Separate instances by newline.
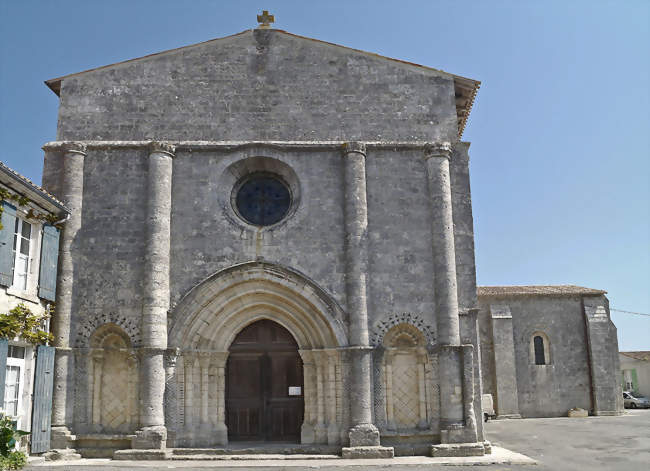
235, 174, 291, 226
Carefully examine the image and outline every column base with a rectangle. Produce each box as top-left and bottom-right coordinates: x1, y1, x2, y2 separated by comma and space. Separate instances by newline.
131, 425, 167, 450
43, 449, 82, 461
496, 414, 522, 419
327, 424, 340, 445
314, 423, 328, 444
593, 410, 622, 416
341, 423, 394, 458
49, 426, 77, 450
212, 423, 228, 446
440, 423, 478, 444
300, 423, 315, 444
348, 423, 380, 447
341, 446, 394, 459
431, 442, 486, 457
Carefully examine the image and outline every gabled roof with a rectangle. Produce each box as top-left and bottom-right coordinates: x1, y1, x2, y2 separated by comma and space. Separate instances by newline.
620, 351, 650, 362
45, 29, 480, 138
478, 285, 607, 297
0, 161, 69, 216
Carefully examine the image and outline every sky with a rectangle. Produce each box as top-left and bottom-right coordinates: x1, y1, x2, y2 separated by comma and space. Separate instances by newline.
0, 0, 648, 350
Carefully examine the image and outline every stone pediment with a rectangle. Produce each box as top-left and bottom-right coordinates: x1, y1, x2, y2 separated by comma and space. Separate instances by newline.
46, 29, 479, 141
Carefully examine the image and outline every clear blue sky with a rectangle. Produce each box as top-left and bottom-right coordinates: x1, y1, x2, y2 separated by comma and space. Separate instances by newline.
1, 1, 648, 350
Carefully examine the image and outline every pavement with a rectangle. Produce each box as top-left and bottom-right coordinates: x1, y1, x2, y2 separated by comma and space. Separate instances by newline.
25, 410, 650, 470
486, 408, 650, 471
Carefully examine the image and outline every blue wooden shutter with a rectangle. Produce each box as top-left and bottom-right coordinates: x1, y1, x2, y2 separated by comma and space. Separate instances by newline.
0, 339, 7, 407
30, 345, 55, 453
38, 225, 60, 302
0, 203, 17, 287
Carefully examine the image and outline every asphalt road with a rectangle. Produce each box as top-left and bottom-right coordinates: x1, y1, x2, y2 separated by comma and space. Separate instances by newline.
485, 408, 650, 471
26, 410, 650, 470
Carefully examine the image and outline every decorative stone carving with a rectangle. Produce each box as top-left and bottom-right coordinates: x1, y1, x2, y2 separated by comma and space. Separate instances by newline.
75, 313, 140, 348
147, 140, 176, 157
342, 141, 367, 157
423, 142, 452, 160
61, 141, 87, 156
370, 312, 436, 347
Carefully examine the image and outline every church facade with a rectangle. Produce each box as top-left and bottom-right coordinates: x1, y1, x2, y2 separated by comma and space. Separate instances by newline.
38, 22, 619, 459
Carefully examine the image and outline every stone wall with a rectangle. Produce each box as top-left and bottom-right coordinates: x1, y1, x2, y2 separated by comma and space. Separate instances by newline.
41, 25, 483, 455
169, 147, 346, 309
478, 294, 620, 418
55, 30, 457, 143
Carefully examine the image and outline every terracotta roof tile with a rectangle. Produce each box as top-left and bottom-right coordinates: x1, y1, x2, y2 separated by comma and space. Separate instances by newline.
620, 351, 650, 362
0, 161, 69, 213
477, 285, 606, 297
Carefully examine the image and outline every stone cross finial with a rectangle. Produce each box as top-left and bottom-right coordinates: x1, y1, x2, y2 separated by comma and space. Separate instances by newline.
257, 10, 275, 29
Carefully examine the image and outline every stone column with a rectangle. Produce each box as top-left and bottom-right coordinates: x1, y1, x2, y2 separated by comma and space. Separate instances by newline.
134, 141, 175, 450
341, 142, 393, 458
50, 142, 86, 451
299, 350, 316, 444
425, 143, 482, 456
91, 352, 103, 426
211, 352, 229, 445
163, 349, 179, 446
199, 354, 210, 445
183, 355, 194, 433
315, 352, 327, 443
326, 350, 339, 445
384, 357, 395, 430
417, 350, 429, 429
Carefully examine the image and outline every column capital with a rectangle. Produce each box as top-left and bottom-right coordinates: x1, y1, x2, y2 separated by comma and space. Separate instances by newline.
137, 347, 167, 356
164, 348, 180, 368
423, 142, 452, 161
148, 140, 176, 157
61, 142, 87, 156
342, 141, 366, 157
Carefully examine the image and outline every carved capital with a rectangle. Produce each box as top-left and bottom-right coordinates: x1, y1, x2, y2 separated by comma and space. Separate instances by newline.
61, 142, 87, 156
209, 351, 229, 367
298, 349, 315, 364
127, 352, 139, 368
148, 141, 176, 157
342, 141, 366, 157
137, 347, 167, 357
198, 353, 211, 369
423, 142, 452, 161
164, 348, 180, 368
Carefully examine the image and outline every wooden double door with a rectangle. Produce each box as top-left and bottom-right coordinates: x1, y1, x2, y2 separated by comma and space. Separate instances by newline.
226, 320, 304, 442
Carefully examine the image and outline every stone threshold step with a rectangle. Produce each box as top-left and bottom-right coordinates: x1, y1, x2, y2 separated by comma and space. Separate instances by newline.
169, 454, 340, 461
171, 447, 340, 456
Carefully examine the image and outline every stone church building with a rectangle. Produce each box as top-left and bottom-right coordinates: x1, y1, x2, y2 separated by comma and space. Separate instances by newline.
38, 18, 621, 459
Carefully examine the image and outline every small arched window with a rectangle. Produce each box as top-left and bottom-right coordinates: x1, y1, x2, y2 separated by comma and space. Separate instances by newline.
530, 332, 551, 365
533, 336, 545, 365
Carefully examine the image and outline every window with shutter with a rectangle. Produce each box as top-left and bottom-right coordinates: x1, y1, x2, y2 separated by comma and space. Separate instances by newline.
38, 225, 60, 301
0, 203, 17, 287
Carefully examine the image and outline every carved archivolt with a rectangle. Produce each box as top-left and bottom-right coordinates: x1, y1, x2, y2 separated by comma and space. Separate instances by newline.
370, 312, 435, 347
75, 311, 140, 348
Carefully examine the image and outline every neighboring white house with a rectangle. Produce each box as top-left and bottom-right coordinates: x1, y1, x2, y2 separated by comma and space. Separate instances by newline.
620, 351, 650, 398
0, 161, 69, 452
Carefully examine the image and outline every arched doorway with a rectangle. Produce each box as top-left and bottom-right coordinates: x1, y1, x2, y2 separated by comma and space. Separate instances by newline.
226, 319, 304, 442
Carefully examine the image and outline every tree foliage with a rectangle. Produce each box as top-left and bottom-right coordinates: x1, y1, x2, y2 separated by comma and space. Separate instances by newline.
0, 304, 53, 345
0, 414, 28, 470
